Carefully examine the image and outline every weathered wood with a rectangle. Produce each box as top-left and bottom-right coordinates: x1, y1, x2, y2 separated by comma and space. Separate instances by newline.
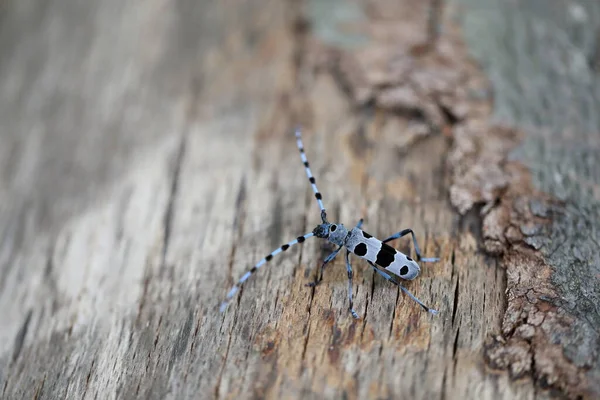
450, 1, 600, 398
0, 0, 597, 399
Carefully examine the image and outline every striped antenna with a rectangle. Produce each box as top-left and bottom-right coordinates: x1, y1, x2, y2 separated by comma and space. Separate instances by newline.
295, 127, 327, 221
220, 232, 314, 313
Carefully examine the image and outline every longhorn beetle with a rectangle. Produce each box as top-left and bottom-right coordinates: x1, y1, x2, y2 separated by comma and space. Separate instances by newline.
220, 128, 440, 318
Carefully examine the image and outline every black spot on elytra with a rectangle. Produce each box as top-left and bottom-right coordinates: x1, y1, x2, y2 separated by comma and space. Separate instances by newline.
354, 243, 367, 257
362, 231, 372, 238
400, 265, 409, 275
375, 243, 396, 267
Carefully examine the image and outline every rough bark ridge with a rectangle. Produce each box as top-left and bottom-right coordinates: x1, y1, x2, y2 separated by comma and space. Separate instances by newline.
448, 0, 600, 398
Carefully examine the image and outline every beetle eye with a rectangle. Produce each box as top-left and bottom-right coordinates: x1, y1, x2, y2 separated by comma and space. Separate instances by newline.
330, 224, 337, 232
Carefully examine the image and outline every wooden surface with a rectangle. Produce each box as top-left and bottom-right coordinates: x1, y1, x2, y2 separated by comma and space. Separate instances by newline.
0, 0, 598, 399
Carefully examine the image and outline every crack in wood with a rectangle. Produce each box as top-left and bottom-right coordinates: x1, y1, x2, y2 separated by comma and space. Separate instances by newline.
162, 134, 187, 265
81, 357, 96, 399
11, 309, 32, 364
451, 275, 459, 328
32, 373, 46, 400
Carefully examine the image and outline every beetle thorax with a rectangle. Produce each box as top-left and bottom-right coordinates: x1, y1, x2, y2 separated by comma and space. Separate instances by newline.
328, 223, 348, 245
